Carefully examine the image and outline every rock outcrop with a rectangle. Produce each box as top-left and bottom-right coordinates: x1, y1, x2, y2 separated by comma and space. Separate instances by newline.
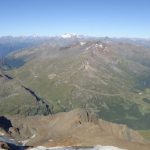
4, 109, 150, 150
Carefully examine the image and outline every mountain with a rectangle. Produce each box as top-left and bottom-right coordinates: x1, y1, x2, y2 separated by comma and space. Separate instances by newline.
61, 33, 87, 39
61, 33, 78, 39
0, 70, 52, 116
0, 36, 51, 57
4, 38, 150, 130
111, 38, 150, 47
1, 109, 150, 150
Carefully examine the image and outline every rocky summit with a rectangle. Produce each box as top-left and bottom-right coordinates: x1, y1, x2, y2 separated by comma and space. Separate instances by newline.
0, 109, 150, 150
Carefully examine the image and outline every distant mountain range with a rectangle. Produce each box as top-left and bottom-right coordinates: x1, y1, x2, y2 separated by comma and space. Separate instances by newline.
0, 36, 51, 57
0, 35, 150, 57
0, 35, 149, 131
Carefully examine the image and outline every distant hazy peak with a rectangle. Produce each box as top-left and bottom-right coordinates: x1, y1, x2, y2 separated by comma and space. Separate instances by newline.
61, 33, 78, 39
60, 33, 88, 39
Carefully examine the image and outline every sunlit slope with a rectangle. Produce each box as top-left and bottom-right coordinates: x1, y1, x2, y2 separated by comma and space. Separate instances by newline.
7, 40, 150, 129
0, 71, 52, 115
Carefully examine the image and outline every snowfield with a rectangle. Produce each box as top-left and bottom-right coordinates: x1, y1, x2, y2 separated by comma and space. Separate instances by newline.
29, 145, 127, 150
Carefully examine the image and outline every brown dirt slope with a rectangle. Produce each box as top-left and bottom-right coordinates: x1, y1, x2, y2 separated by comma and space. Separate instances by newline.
6, 109, 150, 150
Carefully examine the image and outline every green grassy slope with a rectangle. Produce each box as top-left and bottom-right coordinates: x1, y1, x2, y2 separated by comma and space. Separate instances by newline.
4, 40, 150, 130
0, 71, 52, 115
139, 130, 150, 141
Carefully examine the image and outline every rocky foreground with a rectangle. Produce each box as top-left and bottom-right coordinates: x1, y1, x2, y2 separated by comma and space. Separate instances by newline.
0, 109, 150, 150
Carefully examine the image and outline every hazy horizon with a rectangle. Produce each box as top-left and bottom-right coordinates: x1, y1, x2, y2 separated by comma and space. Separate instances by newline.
0, 33, 150, 39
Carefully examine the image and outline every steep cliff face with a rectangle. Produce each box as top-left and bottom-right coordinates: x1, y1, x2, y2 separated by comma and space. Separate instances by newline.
4, 109, 149, 150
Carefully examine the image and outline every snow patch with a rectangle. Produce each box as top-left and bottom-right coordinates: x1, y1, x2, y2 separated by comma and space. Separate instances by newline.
29, 146, 65, 150
94, 145, 127, 150
95, 44, 103, 48
29, 145, 127, 150
80, 42, 86, 46
61, 33, 77, 39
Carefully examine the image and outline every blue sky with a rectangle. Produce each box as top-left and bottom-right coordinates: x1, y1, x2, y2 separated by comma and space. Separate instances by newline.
0, 0, 150, 37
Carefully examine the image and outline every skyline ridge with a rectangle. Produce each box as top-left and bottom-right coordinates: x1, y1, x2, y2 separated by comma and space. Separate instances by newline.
0, 33, 150, 39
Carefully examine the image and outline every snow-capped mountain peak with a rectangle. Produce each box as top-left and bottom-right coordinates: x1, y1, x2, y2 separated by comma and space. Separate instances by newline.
61, 33, 77, 39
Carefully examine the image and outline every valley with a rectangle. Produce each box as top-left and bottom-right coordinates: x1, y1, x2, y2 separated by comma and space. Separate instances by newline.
3, 37, 150, 129
0, 36, 150, 149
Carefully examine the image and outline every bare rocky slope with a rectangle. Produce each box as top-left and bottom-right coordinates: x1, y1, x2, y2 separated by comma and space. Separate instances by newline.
0, 109, 149, 150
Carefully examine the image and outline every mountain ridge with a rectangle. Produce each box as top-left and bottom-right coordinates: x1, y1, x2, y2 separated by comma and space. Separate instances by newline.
1, 109, 149, 150
3, 39, 150, 130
